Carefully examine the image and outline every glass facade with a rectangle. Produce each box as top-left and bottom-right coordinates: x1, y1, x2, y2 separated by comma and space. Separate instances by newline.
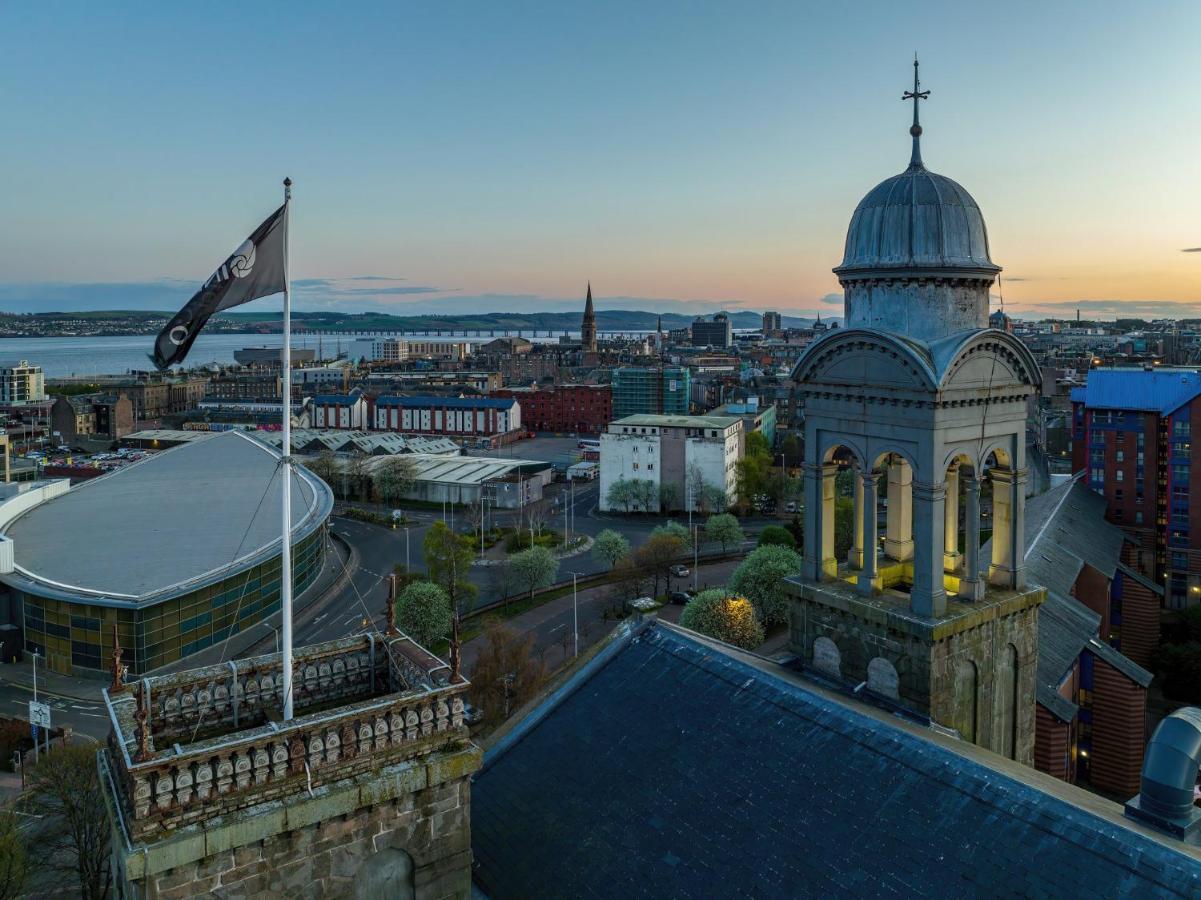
611, 366, 691, 418
21, 526, 326, 676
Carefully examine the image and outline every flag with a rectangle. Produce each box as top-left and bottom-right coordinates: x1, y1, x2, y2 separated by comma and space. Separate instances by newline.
152, 203, 288, 369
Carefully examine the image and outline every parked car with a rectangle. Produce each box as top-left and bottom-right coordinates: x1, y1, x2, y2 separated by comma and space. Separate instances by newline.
670, 564, 690, 578
785, 501, 798, 514
462, 702, 484, 726
668, 591, 692, 606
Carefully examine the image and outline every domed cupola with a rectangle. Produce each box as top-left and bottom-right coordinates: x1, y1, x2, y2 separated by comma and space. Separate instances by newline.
834, 58, 1000, 343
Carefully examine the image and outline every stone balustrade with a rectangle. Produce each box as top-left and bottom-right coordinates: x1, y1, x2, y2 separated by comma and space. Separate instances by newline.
103, 634, 468, 840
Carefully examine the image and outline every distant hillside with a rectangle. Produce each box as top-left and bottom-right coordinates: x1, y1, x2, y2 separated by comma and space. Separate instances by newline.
0, 308, 829, 337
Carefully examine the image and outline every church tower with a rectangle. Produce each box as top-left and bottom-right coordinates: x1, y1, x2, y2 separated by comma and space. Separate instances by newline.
581, 282, 597, 353
785, 59, 1044, 764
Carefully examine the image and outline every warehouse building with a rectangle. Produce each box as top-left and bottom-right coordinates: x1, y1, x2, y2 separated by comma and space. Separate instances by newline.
0, 431, 332, 676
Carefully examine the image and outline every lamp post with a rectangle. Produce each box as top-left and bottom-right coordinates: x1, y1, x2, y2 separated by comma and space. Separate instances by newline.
569, 571, 583, 658
404, 525, 410, 572
692, 525, 699, 592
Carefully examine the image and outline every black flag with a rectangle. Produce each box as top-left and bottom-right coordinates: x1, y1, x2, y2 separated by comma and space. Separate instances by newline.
152, 203, 288, 369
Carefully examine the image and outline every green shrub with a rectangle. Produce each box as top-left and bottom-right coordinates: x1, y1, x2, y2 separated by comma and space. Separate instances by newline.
758, 525, 796, 549
679, 589, 765, 650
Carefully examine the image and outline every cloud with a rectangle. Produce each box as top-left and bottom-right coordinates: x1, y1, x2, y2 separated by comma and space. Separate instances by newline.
819, 292, 844, 305
1182, 248, 1201, 253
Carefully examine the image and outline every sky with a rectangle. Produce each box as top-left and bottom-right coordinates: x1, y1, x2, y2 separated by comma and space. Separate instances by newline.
1, 1, 1199, 320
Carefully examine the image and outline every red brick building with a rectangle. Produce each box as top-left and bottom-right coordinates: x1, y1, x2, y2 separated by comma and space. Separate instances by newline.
1020, 480, 1155, 796
491, 384, 610, 434
1071, 368, 1201, 611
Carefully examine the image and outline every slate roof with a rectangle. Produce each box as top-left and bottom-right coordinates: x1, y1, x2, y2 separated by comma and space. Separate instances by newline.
1074, 368, 1201, 415
983, 478, 1153, 722
375, 395, 516, 410
473, 622, 1201, 898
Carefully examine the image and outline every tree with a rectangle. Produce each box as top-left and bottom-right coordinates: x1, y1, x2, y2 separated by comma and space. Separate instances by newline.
606, 478, 636, 513
632, 532, 686, 598
652, 520, 693, 549
26, 744, 110, 899
630, 479, 658, 513
834, 496, 855, 560
507, 545, 559, 601
526, 498, 552, 538
758, 524, 796, 549
729, 544, 803, 629
701, 483, 730, 513
468, 619, 548, 729
395, 581, 453, 648
705, 513, 744, 553
658, 482, 680, 511
592, 529, 631, 570
422, 521, 478, 613
346, 450, 371, 500
304, 450, 338, 490
679, 590, 765, 650
373, 455, 417, 511
0, 813, 26, 900
780, 433, 803, 468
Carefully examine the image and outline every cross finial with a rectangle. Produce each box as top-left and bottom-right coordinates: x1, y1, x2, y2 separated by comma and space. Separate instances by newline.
902, 54, 930, 169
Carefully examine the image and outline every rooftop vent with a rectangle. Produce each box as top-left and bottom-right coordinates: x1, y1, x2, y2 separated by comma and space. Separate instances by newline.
1125, 707, 1201, 840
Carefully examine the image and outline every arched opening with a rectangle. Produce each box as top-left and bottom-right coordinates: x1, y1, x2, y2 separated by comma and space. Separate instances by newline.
952, 659, 979, 743
805, 444, 862, 580
812, 636, 841, 678
867, 657, 900, 699
980, 445, 1025, 590
997, 643, 1019, 760
355, 847, 415, 900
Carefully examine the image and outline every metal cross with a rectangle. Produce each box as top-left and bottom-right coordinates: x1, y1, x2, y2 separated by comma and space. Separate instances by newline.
902, 55, 929, 166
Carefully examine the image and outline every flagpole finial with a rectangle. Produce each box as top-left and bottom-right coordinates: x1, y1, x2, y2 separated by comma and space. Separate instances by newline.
283, 177, 292, 200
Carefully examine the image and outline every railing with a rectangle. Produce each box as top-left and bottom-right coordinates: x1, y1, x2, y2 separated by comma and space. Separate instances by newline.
104, 634, 467, 840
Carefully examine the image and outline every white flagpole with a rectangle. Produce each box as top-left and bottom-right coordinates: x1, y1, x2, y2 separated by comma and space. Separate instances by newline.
281, 176, 295, 721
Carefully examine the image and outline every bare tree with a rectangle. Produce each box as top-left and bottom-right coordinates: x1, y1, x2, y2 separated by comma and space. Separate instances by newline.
303, 449, 338, 490
373, 455, 417, 512
25, 744, 110, 899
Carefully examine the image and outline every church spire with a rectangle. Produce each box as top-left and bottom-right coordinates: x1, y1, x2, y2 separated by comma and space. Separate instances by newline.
902, 54, 930, 169
581, 281, 597, 353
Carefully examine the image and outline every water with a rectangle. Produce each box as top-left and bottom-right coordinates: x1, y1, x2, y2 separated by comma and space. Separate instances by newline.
0, 329, 662, 378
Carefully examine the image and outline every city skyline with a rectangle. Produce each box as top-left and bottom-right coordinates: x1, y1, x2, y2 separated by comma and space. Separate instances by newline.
2, 2, 1198, 320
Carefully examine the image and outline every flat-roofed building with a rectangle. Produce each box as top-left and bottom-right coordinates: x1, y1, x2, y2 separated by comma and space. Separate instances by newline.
599, 413, 742, 513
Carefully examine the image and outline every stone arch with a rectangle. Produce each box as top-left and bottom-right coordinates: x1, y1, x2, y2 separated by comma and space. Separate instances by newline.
996, 643, 1019, 760
951, 658, 978, 743
977, 440, 1013, 474
937, 330, 1042, 392
791, 329, 940, 392
811, 636, 841, 678
821, 439, 867, 472
354, 847, 415, 900
866, 657, 899, 699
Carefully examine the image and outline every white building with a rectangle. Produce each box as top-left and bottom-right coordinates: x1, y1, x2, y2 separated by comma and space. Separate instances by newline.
0, 361, 45, 405
598, 414, 743, 513
349, 338, 408, 363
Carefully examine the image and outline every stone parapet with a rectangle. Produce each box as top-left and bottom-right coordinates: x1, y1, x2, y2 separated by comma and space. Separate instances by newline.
103, 634, 466, 842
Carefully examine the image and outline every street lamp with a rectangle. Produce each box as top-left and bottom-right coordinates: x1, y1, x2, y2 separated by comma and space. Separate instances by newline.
568, 571, 583, 658
692, 525, 699, 592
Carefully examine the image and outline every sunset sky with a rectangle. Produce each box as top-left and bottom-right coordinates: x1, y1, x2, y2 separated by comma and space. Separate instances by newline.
1, 1, 1198, 319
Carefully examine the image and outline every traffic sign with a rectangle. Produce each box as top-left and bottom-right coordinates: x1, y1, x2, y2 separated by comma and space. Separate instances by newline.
28, 701, 50, 729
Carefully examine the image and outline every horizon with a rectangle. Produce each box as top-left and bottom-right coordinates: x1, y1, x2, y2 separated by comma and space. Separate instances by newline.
1, 3, 1198, 320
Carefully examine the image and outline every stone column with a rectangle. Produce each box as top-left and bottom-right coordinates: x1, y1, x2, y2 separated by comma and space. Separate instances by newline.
883, 458, 914, 561
910, 480, 947, 618
821, 463, 838, 578
857, 469, 878, 596
848, 464, 865, 568
801, 462, 823, 582
943, 465, 960, 573
988, 467, 1026, 589
959, 471, 984, 601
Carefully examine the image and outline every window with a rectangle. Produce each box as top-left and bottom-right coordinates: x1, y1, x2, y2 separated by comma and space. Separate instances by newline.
1115, 489, 1124, 500
1090, 468, 1104, 483
1175, 420, 1191, 436
1116, 450, 1124, 462
1116, 431, 1126, 444
1115, 470, 1124, 482
1135, 511, 1144, 524
1114, 508, 1124, 520
647, 464, 654, 471
632, 462, 639, 471
1172, 552, 1189, 569
1174, 465, 1190, 483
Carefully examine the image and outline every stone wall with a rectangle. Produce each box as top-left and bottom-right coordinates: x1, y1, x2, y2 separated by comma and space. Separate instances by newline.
107, 744, 480, 900
787, 577, 1043, 766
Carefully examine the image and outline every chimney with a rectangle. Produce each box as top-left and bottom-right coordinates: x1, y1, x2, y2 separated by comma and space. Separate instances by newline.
1124, 707, 1201, 840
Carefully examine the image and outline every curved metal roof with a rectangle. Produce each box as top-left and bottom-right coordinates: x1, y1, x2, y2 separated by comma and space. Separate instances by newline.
835, 164, 1000, 279
0, 431, 332, 606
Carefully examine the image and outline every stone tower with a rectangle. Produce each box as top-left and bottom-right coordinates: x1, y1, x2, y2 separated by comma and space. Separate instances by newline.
785, 59, 1044, 764
99, 635, 479, 898
581, 282, 597, 353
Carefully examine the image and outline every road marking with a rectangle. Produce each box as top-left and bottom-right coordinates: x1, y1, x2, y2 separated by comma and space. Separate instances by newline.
549, 624, 565, 634
78, 712, 104, 719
